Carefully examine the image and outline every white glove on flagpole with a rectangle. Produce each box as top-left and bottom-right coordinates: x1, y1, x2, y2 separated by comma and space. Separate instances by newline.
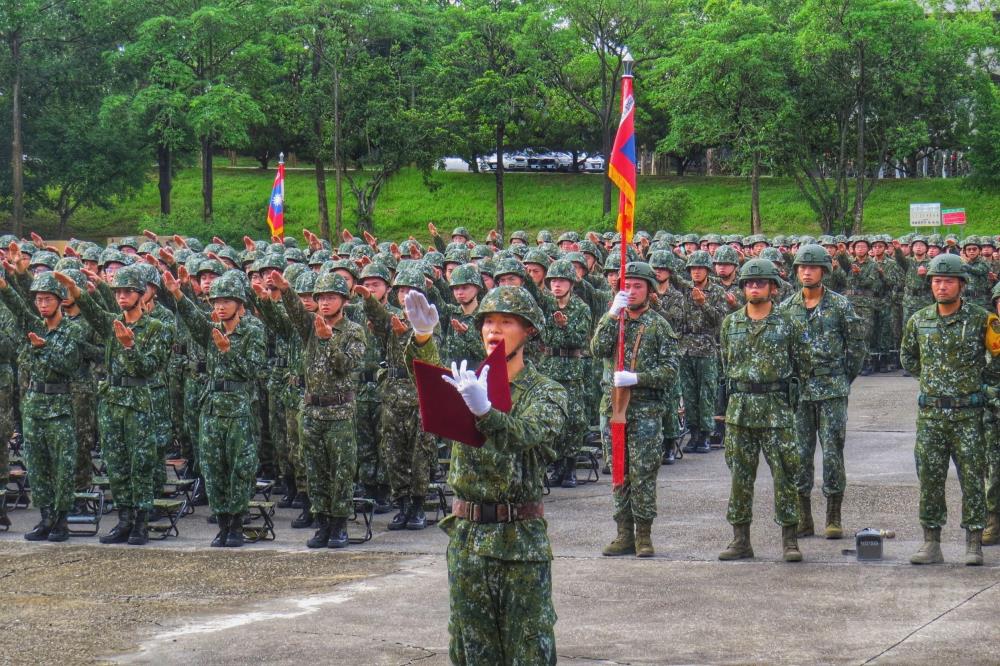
404, 290, 439, 336
609, 290, 630, 318
613, 370, 638, 387
442, 360, 492, 416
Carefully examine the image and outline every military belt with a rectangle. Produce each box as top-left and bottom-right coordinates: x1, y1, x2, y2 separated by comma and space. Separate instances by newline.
385, 368, 409, 380
543, 347, 583, 358
918, 392, 984, 409
451, 498, 544, 524
172, 343, 187, 355
727, 380, 789, 394
809, 367, 845, 378
304, 391, 355, 407
359, 370, 378, 384
110, 376, 150, 388
211, 380, 249, 392
845, 289, 874, 297
28, 381, 69, 395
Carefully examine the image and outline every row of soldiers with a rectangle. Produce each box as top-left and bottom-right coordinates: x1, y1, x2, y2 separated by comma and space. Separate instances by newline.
0, 226, 997, 554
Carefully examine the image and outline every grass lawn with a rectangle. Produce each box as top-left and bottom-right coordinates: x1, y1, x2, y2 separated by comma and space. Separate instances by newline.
5, 165, 997, 243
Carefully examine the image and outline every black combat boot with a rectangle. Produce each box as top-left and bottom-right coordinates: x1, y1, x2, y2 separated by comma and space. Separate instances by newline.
24, 508, 53, 542
0, 500, 10, 528
128, 510, 149, 545
709, 422, 725, 449
278, 477, 298, 509
100, 508, 133, 544
859, 357, 873, 376
327, 517, 349, 548
373, 486, 393, 515
561, 457, 578, 488
406, 497, 427, 530
388, 498, 410, 531
683, 431, 701, 454
47, 511, 70, 542
291, 495, 313, 529
547, 459, 565, 486
211, 514, 230, 547
695, 431, 711, 454
291, 491, 306, 509
662, 439, 677, 465
307, 515, 331, 548
225, 515, 245, 547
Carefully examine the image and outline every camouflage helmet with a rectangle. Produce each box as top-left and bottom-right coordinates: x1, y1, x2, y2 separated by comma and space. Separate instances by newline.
470, 244, 493, 261
185, 237, 204, 253
256, 253, 286, 273
474, 286, 544, 333
110, 265, 146, 293
523, 249, 551, 269
738, 258, 781, 285
118, 236, 140, 251
926, 253, 966, 281
792, 244, 833, 272
961, 235, 980, 248
624, 261, 657, 290
337, 242, 355, 257
712, 245, 740, 265
451, 226, 471, 240
536, 230, 553, 244
135, 262, 161, 289
360, 261, 392, 285
137, 241, 159, 256
423, 250, 445, 269
564, 251, 587, 268
927, 234, 943, 247
392, 263, 427, 291
399, 239, 424, 257
702, 233, 723, 246
54, 257, 83, 272
493, 257, 527, 281
209, 270, 248, 302
510, 230, 528, 243
685, 250, 713, 270
283, 262, 307, 288
284, 247, 307, 264
759, 247, 784, 264
294, 270, 319, 295
604, 253, 622, 273
648, 250, 674, 271
578, 239, 600, 258
313, 272, 351, 298
476, 257, 496, 279
325, 259, 359, 281
29, 250, 60, 270
449, 263, 485, 290
204, 242, 223, 256
79, 246, 102, 263
217, 246, 242, 267
30, 272, 67, 300
196, 257, 226, 277
60, 268, 88, 291
545, 259, 578, 284
308, 249, 333, 266
818, 235, 837, 246
557, 231, 580, 244
444, 247, 471, 265
509, 244, 529, 259
910, 234, 928, 247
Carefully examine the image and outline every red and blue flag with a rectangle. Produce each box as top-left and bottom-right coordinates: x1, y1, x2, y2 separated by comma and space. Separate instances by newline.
608, 75, 636, 243
267, 162, 285, 239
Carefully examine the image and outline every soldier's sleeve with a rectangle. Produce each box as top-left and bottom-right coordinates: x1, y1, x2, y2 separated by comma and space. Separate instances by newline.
323, 323, 366, 374
636, 319, 678, 389
221, 323, 266, 381
426, 281, 448, 313
835, 252, 852, 272
256, 296, 295, 341
433, 276, 456, 306
894, 247, 910, 271
669, 271, 693, 292
11, 270, 32, 300
279, 288, 314, 343
119, 318, 168, 378
789, 316, 812, 381
362, 293, 391, 345
0, 282, 41, 336
965, 260, 989, 278
842, 301, 867, 381
524, 278, 545, 306
174, 294, 213, 349
34, 325, 82, 377
590, 312, 618, 359
95, 279, 115, 310
720, 317, 730, 375
75, 288, 117, 338
432, 233, 447, 254
476, 380, 566, 456
699, 288, 726, 328
404, 333, 442, 370
899, 315, 920, 376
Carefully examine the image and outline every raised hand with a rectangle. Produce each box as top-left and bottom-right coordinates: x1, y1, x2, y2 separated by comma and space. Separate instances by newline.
691, 287, 706, 305
404, 290, 439, 335
27, 332, 46, 348
427, 222, 438, 237
113, 319, 135, 349
243, 235, 256, 252
30, 232, 44, 249
143, 229, 159, 242
341, 229, 353, 242
211, 328, 231, 353
389, 243, 401, 260
213, 236, 226, 246
441, 360, 491, 416
314, 314, 333, 339
171, 234, 188, 249
53, 272, 82, 299
352, 284, 371, 299
725, 291, 737, 307
450, 318, 469, 333
177, 265, 191, 286
553, 311, 568, 327
63, 245, 79, 259
269, 269, 290, 293
363, 230, 378, 248
390, 315, 408, 337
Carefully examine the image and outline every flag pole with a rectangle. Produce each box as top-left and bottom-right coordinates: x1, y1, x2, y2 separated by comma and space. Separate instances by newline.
610, 50, 635, 489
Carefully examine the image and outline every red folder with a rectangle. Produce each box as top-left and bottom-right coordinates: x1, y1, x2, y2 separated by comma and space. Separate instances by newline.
413, 341, 512, 447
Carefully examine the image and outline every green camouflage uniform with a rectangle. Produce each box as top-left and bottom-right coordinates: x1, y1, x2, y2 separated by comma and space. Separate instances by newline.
720, 306, 810, 527
64, 312, 102, 491
282, 289, 366, 518
77, 292, 171, 514
355, 314, 386, 497
779, 288, 866, 497
651, 285, 687, 444
538, 294, 591, 463
406, 336, 566, 666
838, 254, 885, 368
0, 287, 82, 514
592, 307, 679, 524
176, 296, 265, 516
900, 301, 999, 530
895, 248, 933, 332
148, 302, 177, 498
0, 305, 18, 489
963, 258, 993, 311
871, 255, 903, 364
670, 275, 727, 436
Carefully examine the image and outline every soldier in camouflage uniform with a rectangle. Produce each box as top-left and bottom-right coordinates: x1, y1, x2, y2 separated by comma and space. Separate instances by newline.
671, 251, 727, 454
60, 266, 171, 546
360, 263, 440, 530
0, 295, 17, 528
440, 264, 486, 367
961, 237, 994, 311
165, 270, 266, 547
0, 273, 83, 541
718, 259, 811, 563
593, 262, 679, 558
837, 238, 885, 375
895, 235, 934, 331
779, 245, 866, 540
870, 237, 904, 372
900, 254, 1000, 566
268, 270, 366, 548
403, 286, 566, 666
984, 282, 1000, 546
649, 251, 686, 464
538, 259, 592, 488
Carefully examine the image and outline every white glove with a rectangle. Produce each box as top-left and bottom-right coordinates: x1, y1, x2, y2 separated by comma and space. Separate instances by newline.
613, 370, 638, 387
442, 360, 492, 416
404, 290, 439, 336
609, 290, 630, 317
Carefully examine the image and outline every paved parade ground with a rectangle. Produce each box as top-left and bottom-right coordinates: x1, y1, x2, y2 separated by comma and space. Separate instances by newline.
2, 371, 999, 665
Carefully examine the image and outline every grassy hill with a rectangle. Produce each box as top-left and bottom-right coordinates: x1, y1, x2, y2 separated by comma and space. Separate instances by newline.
6, 163, 998, 242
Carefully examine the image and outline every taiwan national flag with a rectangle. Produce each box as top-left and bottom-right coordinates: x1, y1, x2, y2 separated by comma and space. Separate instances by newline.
267, 162, 285, 239
608, 75, 636, 243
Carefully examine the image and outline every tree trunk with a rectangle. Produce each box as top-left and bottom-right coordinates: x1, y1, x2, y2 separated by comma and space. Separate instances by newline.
750, 156, 762, 234
852, 46, 866, 235
315, 158, 330, 241
675, 157, 686, 177
333, 61, 343, 240
10, 31, 24, 237
494, 122, 506, 241
157, 143, 172, 216
201, 136, 214, 223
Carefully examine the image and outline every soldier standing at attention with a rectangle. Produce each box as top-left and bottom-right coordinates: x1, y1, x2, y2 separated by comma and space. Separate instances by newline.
592, 262, 679, 558
718, 259, 810, 563
0, 272, 82, 541
900, 254, 1000, 566
403, 286, 566, 666
164, 270, 266, 548
838, 237, 885, 376
779, 245, 866, 540
57, 266, 171, 546
984, 282, 1000, 546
